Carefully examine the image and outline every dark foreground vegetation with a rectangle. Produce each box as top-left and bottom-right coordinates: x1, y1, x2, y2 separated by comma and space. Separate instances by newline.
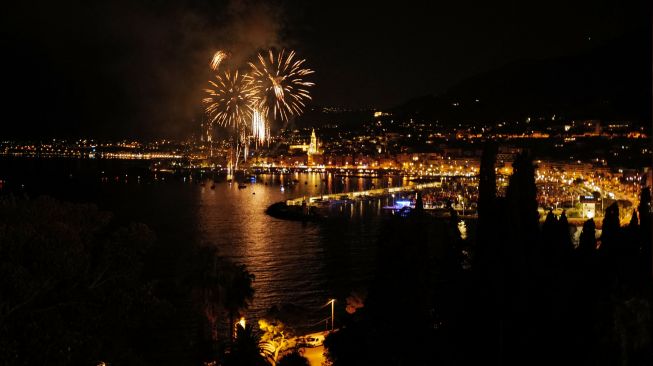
0, 195, 296, 365
324, 145, 653, 366
1, 144, 651, 366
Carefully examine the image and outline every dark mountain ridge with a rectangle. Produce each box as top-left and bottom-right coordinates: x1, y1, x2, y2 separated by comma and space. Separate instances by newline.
394, 29, 652, 126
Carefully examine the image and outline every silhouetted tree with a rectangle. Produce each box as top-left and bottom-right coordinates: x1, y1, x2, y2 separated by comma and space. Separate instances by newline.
622, 209, 641, 280
277, 351, 310, 366
557, 210, 573, 255
543, 209, 557, 230
474, 142, 499, 278
190, 244, 255, 363
639, 187, 651, 224
222, 324, 267, 366
499, 152, 542, 362
506, 152, 540, 245
601, 202, 621, 255
221, 261, 255, 340
324, 204, 456, 365
572, 217, 601, 362
470, 143, 512, 366
478, 141, 497, 219
193, 246, 225, 343
629, 209, 639, 229
638, 187, 652, 279
0, 196, 172, 365
321, 146, 653, 366
599, 202, 623, 283
416, 190, 424, 212
578, 218, 597, 257
542, 209, 558, 259
475, 142, 499, 277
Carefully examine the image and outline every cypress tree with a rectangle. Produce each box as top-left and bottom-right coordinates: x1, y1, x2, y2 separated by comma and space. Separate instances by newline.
600, 202, 621, 257
478, 142, 497, 220
542, 210, 557, 260
638, 187, 651, 279
558, 210, 573, 254
506, 152, 539, 243
578, 218, 597, 258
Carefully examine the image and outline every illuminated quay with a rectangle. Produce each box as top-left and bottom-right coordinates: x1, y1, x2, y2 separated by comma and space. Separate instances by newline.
285, 180, 443, 206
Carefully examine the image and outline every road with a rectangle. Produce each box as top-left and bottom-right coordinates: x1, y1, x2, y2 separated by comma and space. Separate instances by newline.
301, 345, 326, 366
288, 331, 328, 366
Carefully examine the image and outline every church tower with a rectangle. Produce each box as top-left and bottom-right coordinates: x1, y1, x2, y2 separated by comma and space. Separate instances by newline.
308, 128, 319, 155
307, 128, 320, 165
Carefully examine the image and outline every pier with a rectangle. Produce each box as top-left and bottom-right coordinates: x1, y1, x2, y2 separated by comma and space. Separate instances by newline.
286, 181, 443, 206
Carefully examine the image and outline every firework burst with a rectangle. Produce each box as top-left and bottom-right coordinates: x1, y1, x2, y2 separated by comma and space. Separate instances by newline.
248, 49, 314, 122
203, 70, 257, 131
202, 48, 313, 158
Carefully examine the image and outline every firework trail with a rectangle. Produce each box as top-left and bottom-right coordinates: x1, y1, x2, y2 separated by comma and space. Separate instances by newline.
248, 49, 314, 122
251, 108, 268, 146
210, 50, 228, 71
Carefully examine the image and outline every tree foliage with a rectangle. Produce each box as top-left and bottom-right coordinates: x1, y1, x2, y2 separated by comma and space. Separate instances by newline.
0, 196, 169, 365
323, 147, 653, 366
259, 317, 291, 366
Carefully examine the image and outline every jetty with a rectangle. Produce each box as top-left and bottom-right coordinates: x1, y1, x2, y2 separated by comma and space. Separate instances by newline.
286, 181, 442, 206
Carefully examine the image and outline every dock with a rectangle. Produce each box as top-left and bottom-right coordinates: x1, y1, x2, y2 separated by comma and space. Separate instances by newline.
286, 181, 442, 206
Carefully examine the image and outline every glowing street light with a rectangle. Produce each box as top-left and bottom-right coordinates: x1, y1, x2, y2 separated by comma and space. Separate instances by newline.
328, 299, 335, 331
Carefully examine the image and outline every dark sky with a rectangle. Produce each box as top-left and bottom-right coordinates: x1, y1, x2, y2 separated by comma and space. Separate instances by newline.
0, 0, 649, 138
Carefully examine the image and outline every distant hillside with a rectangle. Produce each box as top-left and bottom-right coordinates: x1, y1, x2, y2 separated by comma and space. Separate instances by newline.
394, 29, 652, 126
284, 107, 373, 131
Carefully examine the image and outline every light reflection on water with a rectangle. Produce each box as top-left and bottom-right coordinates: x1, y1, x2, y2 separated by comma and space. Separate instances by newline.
198, 173, 404, 331
0, 158, 411, 333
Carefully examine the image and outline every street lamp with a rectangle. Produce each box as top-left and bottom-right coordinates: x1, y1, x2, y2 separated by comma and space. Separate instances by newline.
328, 299, 335, 331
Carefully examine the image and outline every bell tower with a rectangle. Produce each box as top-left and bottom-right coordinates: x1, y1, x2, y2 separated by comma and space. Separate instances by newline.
308, 128, 318, 155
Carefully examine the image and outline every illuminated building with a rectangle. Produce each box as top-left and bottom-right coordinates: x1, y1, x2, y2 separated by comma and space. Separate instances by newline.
579, 195, 597, 219
308, 129, 320, 155
289, 129, 322, 165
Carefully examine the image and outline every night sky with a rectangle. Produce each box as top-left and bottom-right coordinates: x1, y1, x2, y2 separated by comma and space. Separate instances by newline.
1, 0, 649, 138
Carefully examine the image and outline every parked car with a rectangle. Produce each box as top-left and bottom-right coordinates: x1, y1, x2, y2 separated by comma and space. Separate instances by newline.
297, 335, 324, 348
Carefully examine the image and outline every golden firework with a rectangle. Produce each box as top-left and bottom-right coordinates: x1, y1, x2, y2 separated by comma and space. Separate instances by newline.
210, 50, 228, 71
248, 49, 314, 122
251, 108, 268, 145
203, 70, 257, 132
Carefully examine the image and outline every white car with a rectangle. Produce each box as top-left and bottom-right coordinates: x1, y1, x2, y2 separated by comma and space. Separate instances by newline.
297, 335, 324, 348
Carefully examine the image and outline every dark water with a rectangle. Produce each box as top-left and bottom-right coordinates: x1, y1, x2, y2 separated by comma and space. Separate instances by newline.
194, 173, 401, 329
0, 158, 413, 332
